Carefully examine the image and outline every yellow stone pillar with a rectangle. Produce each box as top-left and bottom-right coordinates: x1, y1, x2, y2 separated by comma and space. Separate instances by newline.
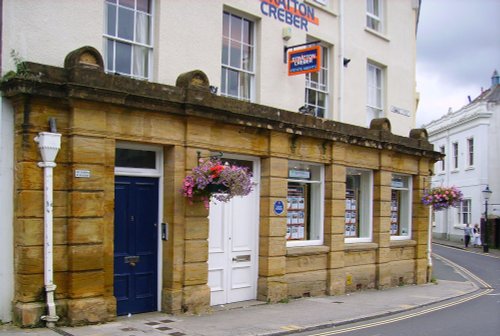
325, 163, 347, 295
373, 166, 393, 289
258, 157, 288, 302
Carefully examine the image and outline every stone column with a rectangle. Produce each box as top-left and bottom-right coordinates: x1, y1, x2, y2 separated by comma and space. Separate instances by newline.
65, 104, 109, 324
413, 159, 432, 284
258, 156, 288, 302
179, 148, 210, 314
373, 156, 392, 289
325, 163, 346, 295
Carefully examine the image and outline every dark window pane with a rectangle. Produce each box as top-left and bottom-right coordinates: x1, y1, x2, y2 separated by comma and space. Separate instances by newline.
107, 3, 117, 36
242, 19, 252, 44
221, 68, 227, 93
115, 148, 156, 169
115, 41, 132, 74
227, 69, 238, 97
222, 12, 230, 37
230, 41, 241, 68
230, 14, 242, 40
119, 0, 135, 9
242, 45, 253, 71
222, 38, 229, 65
137, 0, 151, 13
106, 40, 115, 72
118, 7, 134, 40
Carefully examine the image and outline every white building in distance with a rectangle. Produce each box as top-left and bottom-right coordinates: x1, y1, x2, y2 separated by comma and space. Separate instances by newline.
424, 70, 500, 243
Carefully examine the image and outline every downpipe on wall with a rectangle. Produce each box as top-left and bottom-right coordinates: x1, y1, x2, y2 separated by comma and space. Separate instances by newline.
34, 121, 61, 328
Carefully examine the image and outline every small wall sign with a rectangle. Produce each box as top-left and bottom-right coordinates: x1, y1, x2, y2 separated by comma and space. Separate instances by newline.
274, 200, 285, 215
75, 169, 91, 178
288, 45, 321, 76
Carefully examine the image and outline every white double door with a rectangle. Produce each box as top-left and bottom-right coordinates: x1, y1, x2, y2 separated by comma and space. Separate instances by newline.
208, 158, 259, 306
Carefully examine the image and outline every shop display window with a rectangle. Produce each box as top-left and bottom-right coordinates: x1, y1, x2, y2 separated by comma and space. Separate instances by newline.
286, 161, 324, 246
345, 168, 373, 242
390, 174, 412, 239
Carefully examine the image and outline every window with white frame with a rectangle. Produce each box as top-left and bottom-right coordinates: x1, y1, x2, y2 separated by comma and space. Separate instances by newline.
313, 0, 328, 6
286, 161, 324, 246
367, 62, 383, 125
366, 0, 383, 32
452, 142, 459, 169
221, 12, 255, 101
104, 0, 153, 80
345, 168, 373, 242
467, 138, 474, 167
305, 43, 329, 118
458, 199, 471, 225
439, 146, 445, 171
390, 174, 412, 239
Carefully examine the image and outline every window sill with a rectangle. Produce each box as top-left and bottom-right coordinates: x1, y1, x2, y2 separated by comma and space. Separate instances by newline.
390, 235, 412, 241
345, 237, 373, 244
344, 242, 378, 251
450, 169, 459, 174
286, 245, 329, 256
364, 28, 390, 42
465, 166, 475, 171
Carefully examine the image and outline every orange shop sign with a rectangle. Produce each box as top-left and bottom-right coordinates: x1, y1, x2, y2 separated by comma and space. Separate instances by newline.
288, 45, 321, 76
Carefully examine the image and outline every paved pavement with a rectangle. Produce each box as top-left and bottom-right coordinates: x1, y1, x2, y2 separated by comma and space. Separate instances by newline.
1, 240, 498, 336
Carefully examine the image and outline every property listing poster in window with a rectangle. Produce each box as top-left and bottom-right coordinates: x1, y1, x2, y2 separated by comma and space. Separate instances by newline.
390, 190, 400, 235
286, 183, 307, 240
345, 189, 358, 237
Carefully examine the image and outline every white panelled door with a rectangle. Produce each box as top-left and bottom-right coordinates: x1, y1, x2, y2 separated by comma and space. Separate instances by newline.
208, 158, 259, 306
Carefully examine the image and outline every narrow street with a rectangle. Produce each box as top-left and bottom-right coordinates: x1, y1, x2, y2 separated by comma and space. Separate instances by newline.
296, 244, 500, 336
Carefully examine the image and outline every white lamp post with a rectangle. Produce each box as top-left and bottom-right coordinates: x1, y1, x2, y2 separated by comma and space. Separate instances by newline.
34, 131, 61, 327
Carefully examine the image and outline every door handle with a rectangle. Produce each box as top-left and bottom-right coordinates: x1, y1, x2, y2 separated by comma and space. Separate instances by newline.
124, 255, 140, 267
232, 255, 251, 262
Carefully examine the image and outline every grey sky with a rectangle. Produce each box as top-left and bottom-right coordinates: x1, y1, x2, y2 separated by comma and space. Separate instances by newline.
416, 0, 500, 126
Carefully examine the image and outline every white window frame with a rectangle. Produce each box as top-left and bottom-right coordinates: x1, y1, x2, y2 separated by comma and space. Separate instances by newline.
221, 11, 256, 102
313, 0, 328, 6
305, 42, 330, 118
390, 174, 412, 240
286, 161, 324, 247
467, 138, 474, 167
367, 62, 384, 125
345, 168, 373, 244
366, 0, 383, 32
104, 0, 153, 80
439, 145, 445, 172
115, 142, 162, 177
458, 199, 471, 225
452, 142, 459, 170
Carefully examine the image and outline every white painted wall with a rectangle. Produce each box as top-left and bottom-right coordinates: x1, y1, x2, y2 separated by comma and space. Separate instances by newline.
2, 0, 418, 135
426, 85, 500, 242
0, 98, 14, 322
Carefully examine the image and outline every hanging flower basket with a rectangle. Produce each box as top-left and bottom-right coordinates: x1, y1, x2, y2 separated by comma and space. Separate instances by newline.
182, 158, 255, 209
422, 186, 463, 211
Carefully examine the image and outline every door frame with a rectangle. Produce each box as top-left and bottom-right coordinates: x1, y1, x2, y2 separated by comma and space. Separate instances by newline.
114, 142, 163, 311
208, 153, 260, 305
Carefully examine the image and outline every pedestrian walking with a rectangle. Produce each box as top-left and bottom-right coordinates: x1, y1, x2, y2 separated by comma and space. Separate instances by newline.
462, 223, 473, 248
473, 223, 482, 247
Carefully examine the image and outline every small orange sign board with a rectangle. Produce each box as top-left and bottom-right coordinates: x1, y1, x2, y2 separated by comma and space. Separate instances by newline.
288, 45, 321, 76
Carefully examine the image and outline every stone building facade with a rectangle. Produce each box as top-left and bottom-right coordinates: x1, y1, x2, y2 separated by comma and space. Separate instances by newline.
1, 47, 438, 326
1, 0, 431, 326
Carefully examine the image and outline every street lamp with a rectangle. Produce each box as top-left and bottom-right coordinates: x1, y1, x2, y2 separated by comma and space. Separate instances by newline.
482, 185, 492, 253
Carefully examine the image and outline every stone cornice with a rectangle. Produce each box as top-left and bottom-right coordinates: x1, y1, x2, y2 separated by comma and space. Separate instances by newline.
1, 61, 440, 161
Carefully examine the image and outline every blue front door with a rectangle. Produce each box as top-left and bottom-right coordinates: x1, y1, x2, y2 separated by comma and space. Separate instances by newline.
114, 176, 159, 316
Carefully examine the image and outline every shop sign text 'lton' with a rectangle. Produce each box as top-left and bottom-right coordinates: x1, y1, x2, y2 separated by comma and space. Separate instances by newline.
259, 0, 320, 31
